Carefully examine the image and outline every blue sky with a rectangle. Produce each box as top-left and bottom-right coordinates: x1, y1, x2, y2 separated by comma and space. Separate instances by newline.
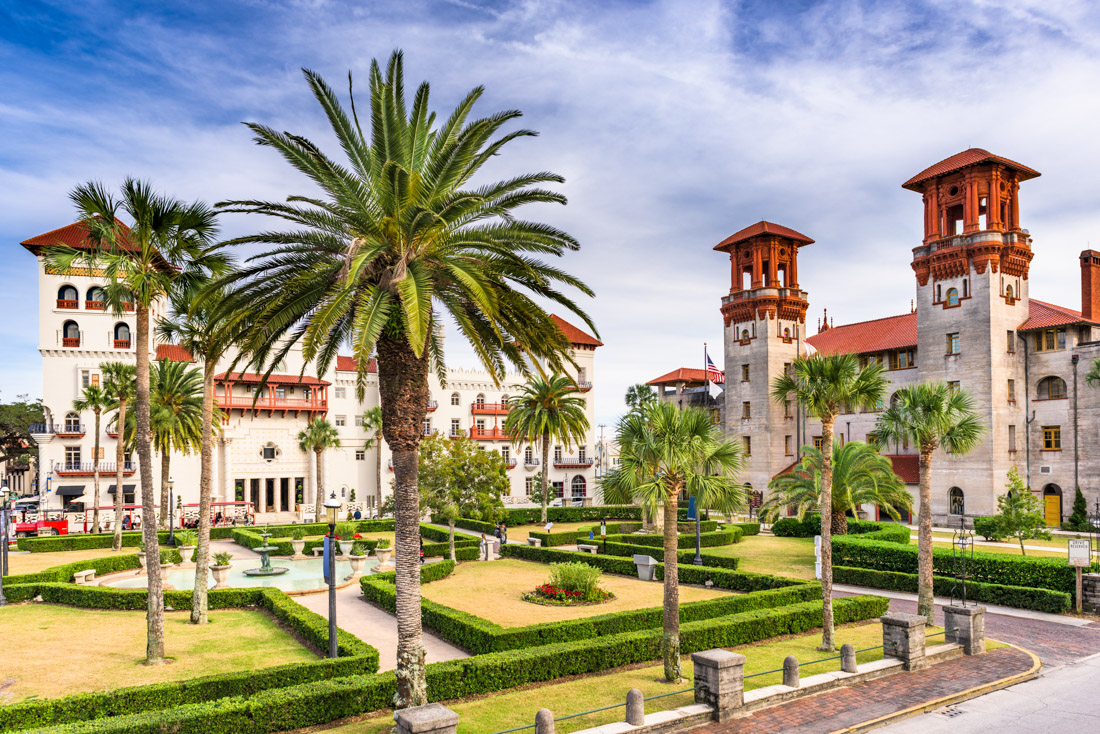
4, 0, 1100, 427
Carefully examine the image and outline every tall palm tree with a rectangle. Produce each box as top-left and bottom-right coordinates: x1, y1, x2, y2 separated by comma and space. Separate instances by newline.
504, 375, 590, 523
362, 406, 384, 516
45, 179, 227, 664
299, 417, 340, 519
771, 353, 886, 651
762, 441, 912, 534
602, 402, 745, 682
73, 383, 111, 534
207, 53, 594, 706
624, 384, 657, 414
101, 362, 135, 552
157, 287, 236, 624
871, 383, 983, 623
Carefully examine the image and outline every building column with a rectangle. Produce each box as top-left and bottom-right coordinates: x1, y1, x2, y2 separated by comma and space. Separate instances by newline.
308, 450, 318, 509
220, 437, 232, 505
927, 185, 940, 240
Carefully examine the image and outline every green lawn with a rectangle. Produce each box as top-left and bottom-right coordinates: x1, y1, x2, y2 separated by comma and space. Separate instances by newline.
7, 547, 133, 576
706, 534, 816, 579
498, 521, 598, 543
922, 530, 1093, 554
0, 606, 318, 702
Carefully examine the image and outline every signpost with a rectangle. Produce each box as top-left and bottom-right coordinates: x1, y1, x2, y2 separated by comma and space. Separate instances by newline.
814, 535, 822, 580
1069, 539, 1091, 613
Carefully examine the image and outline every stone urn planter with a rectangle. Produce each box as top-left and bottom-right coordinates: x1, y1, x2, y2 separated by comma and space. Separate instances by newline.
178, 545, 196, 564
345, 553, 368, 580
290, 539, 306, 557
210, 564, 231, 589
374, 547, 392, 564
338, 539, 355, 556
136, 552, 147, 574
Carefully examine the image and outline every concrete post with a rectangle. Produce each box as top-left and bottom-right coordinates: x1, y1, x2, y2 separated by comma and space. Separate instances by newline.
1082, 574, 1100, 614
691, 648, 746, 722
840, 643, 857, 673
393, 703, 458, 734
944, 605, 986, 655
534, 708, 554, 734
881, 613, 928, 671
782, 655, 799, 687
626, 688, 644, 725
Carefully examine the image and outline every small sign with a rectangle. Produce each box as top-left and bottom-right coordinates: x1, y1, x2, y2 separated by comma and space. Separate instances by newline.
1069, 539, 1091, 567
545, 522, 554, 532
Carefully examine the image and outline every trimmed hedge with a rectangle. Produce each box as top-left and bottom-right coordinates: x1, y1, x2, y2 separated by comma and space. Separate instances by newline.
5, 554, 143, 585
32, 594, 886, 734
523, 520, 723, 548
834, 565, 1072, 614
730, 521, 761, 536
600, 527, 740, 549
599, 540, 739, 570
16, 529, 240, 553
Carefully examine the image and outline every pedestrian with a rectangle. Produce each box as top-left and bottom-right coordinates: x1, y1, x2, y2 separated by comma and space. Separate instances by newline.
353, 507, 362, 520
419, 536, 424, 565
494, 521, 501, 541
500, 521, 508, 545
480, 533, 490, 561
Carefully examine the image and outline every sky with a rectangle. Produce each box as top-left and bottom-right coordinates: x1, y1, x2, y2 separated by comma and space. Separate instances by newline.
3, 0, 1100, 429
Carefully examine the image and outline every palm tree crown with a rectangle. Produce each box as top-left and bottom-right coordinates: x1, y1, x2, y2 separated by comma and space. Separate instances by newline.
1083, 357, 1100, 388
299, 416, 341, 456
771, 353, 888, 422
871, 382, 984, 455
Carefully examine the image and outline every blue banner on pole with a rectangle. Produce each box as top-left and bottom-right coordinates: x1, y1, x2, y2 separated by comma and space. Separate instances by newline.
687, 496, 697, 521
322, 535, 332, 584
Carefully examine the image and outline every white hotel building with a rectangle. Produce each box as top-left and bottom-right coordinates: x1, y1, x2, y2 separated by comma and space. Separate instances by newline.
21, 221, 602, 526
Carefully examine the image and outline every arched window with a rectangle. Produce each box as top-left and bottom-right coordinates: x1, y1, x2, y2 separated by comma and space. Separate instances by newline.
1037, 376, 1067, 400
475, 393, 485, 407
949, 487, 964, 516
946, 287, 959, 307
1005, 284, 1014, 301
86, 286, 106, 309
524, 446, 533, 464
64, 411, 81, 432
570, 475, 586, 499
740, 329, 750, 342
450, 392, 460, 406
62, 320, 80, 346
57, 285, 78, 308
114, 322, 131, 348
889, 391, 900, 408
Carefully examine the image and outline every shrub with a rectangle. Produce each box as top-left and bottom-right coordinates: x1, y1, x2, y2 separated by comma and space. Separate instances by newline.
600, 527, 741, 549
771, 516, 819, 537
374, 538, 390, 550
334, 522, 358, 540
350, 541, 369, 556
547, 562, 604, 600
730, 522, 761, 536
212, 552, 233, 566
1067, 487, 1090, 531
973, 516, 1004, 541
600, 540, 740, 570
174, 530, 197, 547
16, 528, 238, 553
290, 528, 307, 541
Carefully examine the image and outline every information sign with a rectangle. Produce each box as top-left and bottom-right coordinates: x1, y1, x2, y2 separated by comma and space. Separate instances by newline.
1069, 539, 1091, 567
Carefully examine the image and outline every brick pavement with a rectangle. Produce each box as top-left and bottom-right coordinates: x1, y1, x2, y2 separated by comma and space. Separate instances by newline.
688, 646, 1033, 734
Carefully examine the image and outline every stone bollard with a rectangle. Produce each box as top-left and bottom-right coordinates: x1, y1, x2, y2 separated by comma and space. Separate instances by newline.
626, 688, 644, 726
944, 605, 986, 655
394, 703, 459, 734
1083, 574, 1100, 614
881, 613, 928, 671
782, 655, 799, 687
840, 643, 857, 673
691, 648, 746, 722
535, 708, 554, 734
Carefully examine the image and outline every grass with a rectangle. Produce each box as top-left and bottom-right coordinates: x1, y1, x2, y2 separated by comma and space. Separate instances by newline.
0, 606, 318, 702
921, 535, 1072, 558
705, 534, 816, 579
420, 558, 728, 627
300, 622, 1004, 734
921, 530, 1092, 553
6, 548, 133, 576
496, 521, 597, 543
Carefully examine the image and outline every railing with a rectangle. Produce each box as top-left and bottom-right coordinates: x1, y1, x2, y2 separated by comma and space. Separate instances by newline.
524, 457, 540, 467
575, 381, 593, 391
505, 458, 518, 467
469, 427, 509, 441
218, 395, 328, 412
471, 402, 510, 415
114, 339, 131, 349
56, 299, 78, 309
86, 300, 106, 311
426, 400, 439, 411
553, 457, 593, 468
55, 462, 135, 475
57, 424, 85, 437
62, 337, 81, 348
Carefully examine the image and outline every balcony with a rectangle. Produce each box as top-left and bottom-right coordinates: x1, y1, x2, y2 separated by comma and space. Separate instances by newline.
471, 402, 510, 416
57, 424, 85, 438
62, 337, 81, 348
56, 299, 78, 310
86, 300, 106, 311
524, 457, 540, 467
575, 382, 593, 392
107, 429, 119, 438
553, 456, 594, 468
469, 427, 509, 441
217, 394, 328, 416
56, 462, 135, 476
504, 458, 518, 468
114, 339, 131, 349
426, 400, 439, 412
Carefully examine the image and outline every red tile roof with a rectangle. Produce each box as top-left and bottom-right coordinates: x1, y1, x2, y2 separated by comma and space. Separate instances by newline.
714, 220, 814, 252
21, 219, 135, 254
214, 372, 331, 386
155, 345, 194, 363
886, 454, 919, 484
647, 367, 708, 386
902, 148, 1040, 191
805, 312, 917, 355
551, 314, 602, 347
1018, 299, 1099, 331
335, 356, 378, 372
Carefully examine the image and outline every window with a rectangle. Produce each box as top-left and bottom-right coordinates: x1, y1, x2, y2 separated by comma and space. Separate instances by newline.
947, 380, 960, 394
1037, 376, 1067, 400
65, 446, 81, 469
578, 445, 586, 460
577, 368, 586, 384
783, 327, 791, 341
422, 418, 431, 436
450, 392, 460, 406
81, 370, 91, 388
86, 286, 105, 307
813, 436, 824, 451
1043, 426, 1062, 450
57, 285, 78, 307
525, 477, 534, 495
1035, 328, 1067, 351
711, 408, 720, 424
1005, 284, 1014, 302
62, 320, 80, 346
783, 362, 791, 376
354, 414, 363, 426
475, 393, 486, 407
1006, 330, 1015, 353
355, 450, 366, 461
335, 415, 346, 427
784, 399, 792, 418
740, 329, 750, 343
742, 436, 751, 456
450, 419, 460, 436
335, 387, 346, 399
64, 412, 80, 432
946, 333, 960, 355
113, 323, 130, 347
946, 287, 960, 307
949, 487, 964, 516
936, 284, 942, 302
554, 446, 562, 461
262, 446, 277, 460
501, 446, 510, 462
741, 364, 750, 382
275, 386, 286, 399
889, 349, 915, 369
1008, 424, 1017, 452
742, 401, 751, 419
785, 435, 793, 456
1007, 379, 1016, 402
524, 446, 534, 463
475, 419, 486, 432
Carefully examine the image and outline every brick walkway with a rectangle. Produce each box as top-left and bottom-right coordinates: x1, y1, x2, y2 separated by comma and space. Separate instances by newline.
689, 647, 1034, 734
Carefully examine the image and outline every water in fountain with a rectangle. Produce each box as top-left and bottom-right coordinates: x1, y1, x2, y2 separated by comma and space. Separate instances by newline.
244, 527, 290, 577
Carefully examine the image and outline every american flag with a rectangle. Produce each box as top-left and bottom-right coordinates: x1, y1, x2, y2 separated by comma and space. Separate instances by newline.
705, 354, 724, 384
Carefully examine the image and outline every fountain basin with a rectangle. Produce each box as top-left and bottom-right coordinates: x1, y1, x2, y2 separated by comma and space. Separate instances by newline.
105, 557, 378, 594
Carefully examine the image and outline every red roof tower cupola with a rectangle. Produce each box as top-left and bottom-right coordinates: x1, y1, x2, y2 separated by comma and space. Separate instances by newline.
714, 220, 812, 327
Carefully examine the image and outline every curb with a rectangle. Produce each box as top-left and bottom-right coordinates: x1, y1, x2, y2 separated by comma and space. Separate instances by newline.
828, 643, 1042, 734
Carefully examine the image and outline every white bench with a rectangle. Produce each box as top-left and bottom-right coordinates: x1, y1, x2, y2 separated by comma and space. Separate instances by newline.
311, 547, 324, 556
73, 569, 95, 584
577, 544, 599, 555
527, 538, 542, 547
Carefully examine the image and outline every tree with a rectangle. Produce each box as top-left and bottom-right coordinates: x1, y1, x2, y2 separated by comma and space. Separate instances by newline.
771, 353, 886, 650
1085, 357, 1100, 389
299, 417, 340, 518
505, 375, 590, 523
73, 385, 112, 533
762, 441, 912, 534
872, 382, 983, 623
1067, 486, 1090, 532
45, 179, 227, 664
0, 395, 45, 464
417, 434, 507, 560
994, 468, 1053, 555
101, 363, 135, 552
624, 384, 656, 414
602, 402, 745, 682
362, 406, 384, 517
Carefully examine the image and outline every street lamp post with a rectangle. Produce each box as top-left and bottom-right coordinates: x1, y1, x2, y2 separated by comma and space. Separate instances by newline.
324, 489, 341, 658
0, 479, 8, 607
167, 477, 176, 545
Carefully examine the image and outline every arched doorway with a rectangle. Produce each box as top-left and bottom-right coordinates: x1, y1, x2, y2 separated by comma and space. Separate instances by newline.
570, 475, 586, 503
948, 487, 965, 516
1042, 484, 1062, 527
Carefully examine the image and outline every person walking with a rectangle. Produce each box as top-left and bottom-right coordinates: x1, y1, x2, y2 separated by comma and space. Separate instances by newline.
500, 521, 508, 545
480, 533, 490, 561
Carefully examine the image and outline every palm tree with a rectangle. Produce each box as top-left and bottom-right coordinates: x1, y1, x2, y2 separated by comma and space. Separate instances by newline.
871, 383, 983, 623
762, 441, 912, 534
504, 375, 590, 523
771, 353, 887, 651
45, 179, 227, 664
602, 402, 745, 682
73, 384, 111, 534
624, 384, 656, 414
208, 53, 594, 706
101, 362, 135, 552
362, 406, 384, 516
299, 417, 340, 519
1086, 357, 1100, 388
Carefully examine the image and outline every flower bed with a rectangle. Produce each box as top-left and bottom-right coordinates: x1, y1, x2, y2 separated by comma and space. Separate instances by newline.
523, 583, 616, 606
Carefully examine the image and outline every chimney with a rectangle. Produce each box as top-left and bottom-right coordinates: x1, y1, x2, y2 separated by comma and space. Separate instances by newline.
1082, 250, 1100, 321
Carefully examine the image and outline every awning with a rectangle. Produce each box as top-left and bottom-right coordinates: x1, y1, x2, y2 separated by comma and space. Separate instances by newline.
107, 484, 136, 494
56, 485, 85, 497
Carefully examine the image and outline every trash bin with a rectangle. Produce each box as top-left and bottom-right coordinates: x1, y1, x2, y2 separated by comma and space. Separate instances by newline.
633, 554, 658, 581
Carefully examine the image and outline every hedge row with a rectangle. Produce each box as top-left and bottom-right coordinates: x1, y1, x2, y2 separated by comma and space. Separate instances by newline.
226, 521, 480, 560
600, 540, 740, 570
771, 517, 911, 544
29, 595, 887, 734
833, 566, 1072, 614
15, 528, 242, 553
523, 520, 723, 548
599, 527, 740, 550
5, 553, 144, 585
730, 521, 761, 536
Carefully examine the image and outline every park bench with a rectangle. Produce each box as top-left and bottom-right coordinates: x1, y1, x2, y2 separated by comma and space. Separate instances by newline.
526, 537, 542, 547
73, 569, 95, 584
576, 544, 598, 554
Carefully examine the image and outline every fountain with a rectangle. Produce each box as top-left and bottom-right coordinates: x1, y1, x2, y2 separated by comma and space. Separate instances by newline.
244, 527, 289, 577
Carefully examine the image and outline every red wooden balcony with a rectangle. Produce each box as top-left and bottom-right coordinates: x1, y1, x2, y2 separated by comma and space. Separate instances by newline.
575, 382, 593, 392
57, 425, 85, 438
426, 400, 438, 411
86, 300, 106, 311
107, 429, 119, 438
471, 402, 510, 416
62, 337, 80, 348
553, 456, 594, 468
469, 427, 509, 441
56, 299, 78, 309
122, 302, 135, 312
114, 339, 131, 349
217, 394, 328, 416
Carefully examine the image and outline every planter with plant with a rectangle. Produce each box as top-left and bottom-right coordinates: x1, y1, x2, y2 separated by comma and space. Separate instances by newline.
210, 551, 233, 589
373, 537, 392, 563
346, 541, 369, 578
175, 530, 197, 564
159, 548, 175, 569
136, 540, 147, 573
335, 522, 358, 555
289, 527, 307, 557
522, 561, 615, 606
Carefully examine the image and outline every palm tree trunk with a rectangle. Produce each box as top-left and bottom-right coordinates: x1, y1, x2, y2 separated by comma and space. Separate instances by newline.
662, 492, 681, 682
112, 398, 126, 552
136, 304, 166, 664
448, 517, 456, 562
831, 511, 848, 535
818, 419, 835, 652
377, 333, 431, 709
375, 432, 383, 518
92, 410, 101, 534
191, 363, 216, 624
160, 452, 171, 530
540, 433, 551, 523
314, 449, 324, 520
917, 449, 934, 623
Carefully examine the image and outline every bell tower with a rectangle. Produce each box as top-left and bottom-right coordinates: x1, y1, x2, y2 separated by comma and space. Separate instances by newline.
716, 221, 812, 493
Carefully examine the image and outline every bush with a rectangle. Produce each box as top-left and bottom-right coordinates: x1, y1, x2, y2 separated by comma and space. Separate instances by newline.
212, 551, 233, 566
973, 516, 1004, 541
547, 562, 604, 599
600, 527, 741, 549
600, 540, 740, 570
730, 522, 761, 536
771, 516, 820, 537
174, 529, 197, 547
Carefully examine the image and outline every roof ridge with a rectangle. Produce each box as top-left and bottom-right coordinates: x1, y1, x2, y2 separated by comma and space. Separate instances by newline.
809, 311, 914, 332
